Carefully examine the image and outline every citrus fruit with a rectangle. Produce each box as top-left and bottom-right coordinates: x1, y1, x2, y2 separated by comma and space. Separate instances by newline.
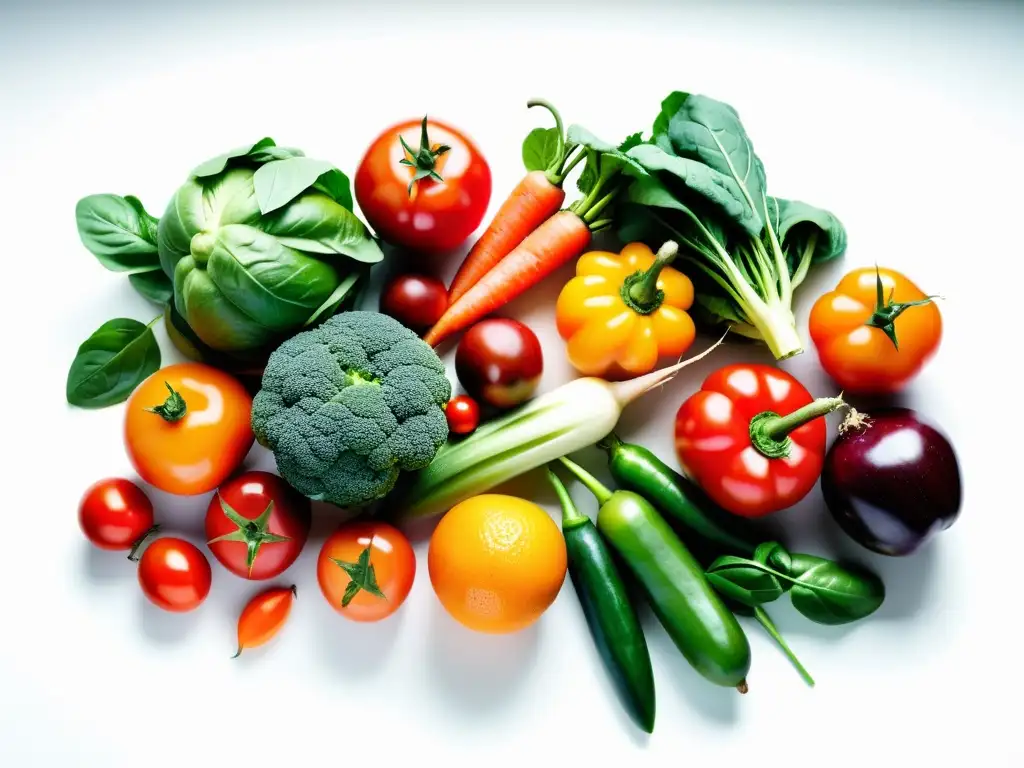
428, 494, 567, 634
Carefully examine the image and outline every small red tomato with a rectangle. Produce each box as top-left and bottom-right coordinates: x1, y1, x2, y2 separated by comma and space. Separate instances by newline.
445, 395, 480, 435
379, 273, 448, 333
138, 537, 212, 612
234, 585, 297, 658
354, 116, 491, 254
317, 522, 415, 623
205, 471, 311, 581
455, 318, 543, 408
78, 478, 157, 555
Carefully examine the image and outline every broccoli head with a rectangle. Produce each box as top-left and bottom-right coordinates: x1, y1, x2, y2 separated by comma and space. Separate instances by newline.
251, 311, 452, 508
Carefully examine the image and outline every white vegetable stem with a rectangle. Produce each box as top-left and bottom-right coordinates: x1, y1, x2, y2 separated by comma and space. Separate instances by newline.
395, 332, 726, 522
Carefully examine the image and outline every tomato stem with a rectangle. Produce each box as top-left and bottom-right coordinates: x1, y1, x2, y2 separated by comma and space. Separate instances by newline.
750, 396, 846, 459
127, 524, 160, 562
865, 265, 942, 350
398, 115, 451, 197
144, 382, 187, 423
621, 241, 679, 314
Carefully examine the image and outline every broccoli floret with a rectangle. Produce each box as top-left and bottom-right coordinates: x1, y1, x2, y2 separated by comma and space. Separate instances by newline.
251, 311, 452, 509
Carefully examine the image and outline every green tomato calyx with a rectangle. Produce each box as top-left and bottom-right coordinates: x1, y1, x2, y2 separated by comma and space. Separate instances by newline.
145, 382, 188, 423
207, 497, 291, 577
864, 265, 941, 350
398, 116, 450, 197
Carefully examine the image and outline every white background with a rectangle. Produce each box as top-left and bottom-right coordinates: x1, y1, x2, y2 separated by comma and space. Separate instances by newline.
2, 1, 1021, 765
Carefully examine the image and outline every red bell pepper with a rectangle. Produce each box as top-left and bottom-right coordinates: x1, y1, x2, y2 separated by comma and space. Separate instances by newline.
673, 364, 845, 518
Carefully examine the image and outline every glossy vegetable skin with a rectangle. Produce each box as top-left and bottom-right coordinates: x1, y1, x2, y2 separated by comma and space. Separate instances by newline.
78, 478, 157, 558
547, 469, 655, 733
234, 585, 296, 658
454, 318, 543, 408
675, 364, 844, 518
822, 408, 961, 556
137, 537, 212, 612
560, 457, 750, 691
355, 117, 491, 254
809, 267, 941, 394
379, 273, 448, 334
205, 471, 311, 580
444, 395, 481, 436
555, 241, 696, 379
124, 363, 254, 495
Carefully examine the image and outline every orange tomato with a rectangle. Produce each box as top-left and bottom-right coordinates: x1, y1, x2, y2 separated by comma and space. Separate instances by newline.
234, 585, 297, 658
555, 242, 695, 380
809, 267, 942, 395
427, 494, 567, 634
317, 522, 415, 622
124, 363, 254, 495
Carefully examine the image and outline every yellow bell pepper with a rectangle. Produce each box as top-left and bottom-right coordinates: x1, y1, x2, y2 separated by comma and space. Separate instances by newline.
555, 241, 696, 379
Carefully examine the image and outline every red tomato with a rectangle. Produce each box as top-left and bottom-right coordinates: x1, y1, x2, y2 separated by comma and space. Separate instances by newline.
455, 318, 543, 408
355, 117, 491, 253
205, 471, 311, 581
379, 273, 448, 333
78, 478, 156, 555
445, 395, 480, 435
234, 585, 296, 658
674, 364, 843, 518
317, 522, 415, 622
138, 537, 212, 612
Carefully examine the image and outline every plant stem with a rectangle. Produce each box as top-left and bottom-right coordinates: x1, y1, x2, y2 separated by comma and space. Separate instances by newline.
753, 606, 815, 687
546, 467, 588, 526
582, 180, 624, 224
557, 457, 613, 506
749, 395, 845, 460
127, 524, 160, 562
624, 241, 678, 310
527, 98, 567, 184
556, 149, 585, 184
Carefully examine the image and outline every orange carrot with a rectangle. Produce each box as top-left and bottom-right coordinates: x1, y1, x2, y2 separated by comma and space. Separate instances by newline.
447, 170, 565, 304
425, 210, 592, 347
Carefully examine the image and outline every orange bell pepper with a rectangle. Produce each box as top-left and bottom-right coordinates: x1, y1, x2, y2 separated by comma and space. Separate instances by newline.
555, 241, 696, 379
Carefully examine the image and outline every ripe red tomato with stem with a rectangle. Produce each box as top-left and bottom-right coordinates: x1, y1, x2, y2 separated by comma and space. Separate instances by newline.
674, 364, 846, 518
205, 471, 311, 580
317, 522, 415, 623
137, 537, 212, 612
78, 478, 159, 559
355, 116, 491, 254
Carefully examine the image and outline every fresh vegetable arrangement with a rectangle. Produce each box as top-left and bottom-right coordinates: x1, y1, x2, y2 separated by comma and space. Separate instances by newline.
67, 89, 959, 733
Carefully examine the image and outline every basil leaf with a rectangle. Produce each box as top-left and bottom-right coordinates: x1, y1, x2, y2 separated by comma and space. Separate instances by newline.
75, 194, 161, 273
248, 145, 305, 164
66, 318, 161, 408
706, 555, 785, 606
785, 555, 886, 625
312, 168, 354, 212
191, 137, 277, 178
124, 195, 161, 244
128, 270, 173, 306
263, 193, 383, 264
254, 157, 342, 215
522, 127, 560, 172
304, 269, 367, 328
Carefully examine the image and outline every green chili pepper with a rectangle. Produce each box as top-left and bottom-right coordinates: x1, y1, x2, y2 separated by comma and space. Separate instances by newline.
546, 468, 656, 733
559, 456, 751, 692
597, 433, 770, 557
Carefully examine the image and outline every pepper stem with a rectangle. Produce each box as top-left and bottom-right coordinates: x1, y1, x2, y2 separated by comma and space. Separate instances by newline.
546, 467, 588, 527
749, 395, 846, 459
557, 456, 613, 506
753, 606, 815, 687
144, 382, 187, 423
622, 241, 679, 313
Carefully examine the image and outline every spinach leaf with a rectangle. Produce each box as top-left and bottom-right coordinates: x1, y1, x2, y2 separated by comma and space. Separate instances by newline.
75, 194, 162, 273
522, 127, 561, 172
706, 556, 785, 606
768, 198, 848, 285
128, 270, 173, 305
191, 137, 277, 178
618, 132, 645, 153
665, 94, 768, 225
785, 554, 886, 626
652, 91, 689, 141
627, 143, 762, 235
66, 317, 161, 408
254, 157, 349, 215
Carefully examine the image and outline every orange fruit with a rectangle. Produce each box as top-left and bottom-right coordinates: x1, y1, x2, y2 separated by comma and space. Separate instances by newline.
427, 494, 567, 634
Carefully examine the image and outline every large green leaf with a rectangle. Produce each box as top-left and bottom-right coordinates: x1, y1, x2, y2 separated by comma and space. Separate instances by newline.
66, 317, 161, 408
75, 194, 161, 273
174, 255, 272, 351
665, 94, 768, 229
254, 157, 349, 214
191, 138, 279, 178
263, 193, 383, 264
128, 270, 173, 305
652, 91, 689, 140
768, 197, 847, 278
522, 127, 560, 172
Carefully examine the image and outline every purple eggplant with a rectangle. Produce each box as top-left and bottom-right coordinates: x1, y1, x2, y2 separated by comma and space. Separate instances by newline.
821, 408, 961, 556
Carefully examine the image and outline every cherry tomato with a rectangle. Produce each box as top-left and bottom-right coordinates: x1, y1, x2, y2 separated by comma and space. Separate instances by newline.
379, 273, 448, 333
124, 363, 254, 496
234, 585, 297, 658
138, 537, 212, 612
455, 318, 543, 408
317, 521, 415, 622
354, 116, 491, 254
809, 266, 942, 395
78, 478, 157, 556
205, 471, 311, 581
445, 395, 481, 435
